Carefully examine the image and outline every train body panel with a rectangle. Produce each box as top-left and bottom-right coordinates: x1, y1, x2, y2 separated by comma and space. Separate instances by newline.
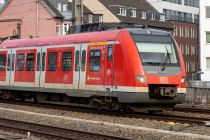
0, 28, 187, 108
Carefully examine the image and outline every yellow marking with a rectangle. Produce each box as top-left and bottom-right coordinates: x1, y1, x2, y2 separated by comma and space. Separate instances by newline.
168, 122, 175, 126
88, 42, 108, 46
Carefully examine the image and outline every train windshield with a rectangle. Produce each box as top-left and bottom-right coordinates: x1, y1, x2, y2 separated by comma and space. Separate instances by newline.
132, 34, 179, 66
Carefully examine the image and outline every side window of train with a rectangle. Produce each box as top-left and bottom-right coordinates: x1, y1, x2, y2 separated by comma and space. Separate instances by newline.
7, 54, 10, 71
48, 52, 57, 71
62, 52, 72, 71
108, 45, 112, 61
36, 53, 40, 71
89, 50, 100, 72
81, 50, 86, 71
75, 51, 80, 71
26, 53, 35, 71
16, 54, 24, 71
42, 52, 46, 71
0, 54, 6, 71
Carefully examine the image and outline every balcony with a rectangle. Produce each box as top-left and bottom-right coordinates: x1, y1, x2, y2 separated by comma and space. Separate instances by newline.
61, 10, 72, 20
166, 15, 195, 23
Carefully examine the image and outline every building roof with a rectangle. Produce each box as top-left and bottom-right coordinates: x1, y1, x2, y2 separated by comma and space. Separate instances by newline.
99, 0, 173, 30
0, 0, 63, 18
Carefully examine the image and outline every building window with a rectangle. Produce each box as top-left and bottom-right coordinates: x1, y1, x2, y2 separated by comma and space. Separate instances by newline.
99, 16, 103, 22
119, 7, 126, 16
142, 11, 146, 19
56, 23, 60, 35
179, 26, 184, 37
89, 50, 100, 71
63, 4, 67, 12
131, 9, 136, 18
151, 13, 155, 20
48, 52, 57, 71
206, 32, 210, 43
88, 14, 93, 23
57, 3, 62, 11
191, 45, 195, 55
207, 58, 210, 69
16, 54, 24, 71
62, 52, 72, 71
185, 27, 190, 38
207, 7, 210, 18
159, 14, 166, 22
191, 28, 195, 38
26, 53, 34, 71
0, 54, 6, 71
62, 23, 71, 35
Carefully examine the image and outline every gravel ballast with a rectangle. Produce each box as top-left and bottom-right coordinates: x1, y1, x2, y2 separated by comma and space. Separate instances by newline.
0, 103, 210, 140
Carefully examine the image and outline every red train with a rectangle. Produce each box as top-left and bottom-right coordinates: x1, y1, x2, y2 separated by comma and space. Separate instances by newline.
0, 28, 187, 112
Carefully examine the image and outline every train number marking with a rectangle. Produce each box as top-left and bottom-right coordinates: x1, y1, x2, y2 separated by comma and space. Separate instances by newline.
160, 77, 168, 83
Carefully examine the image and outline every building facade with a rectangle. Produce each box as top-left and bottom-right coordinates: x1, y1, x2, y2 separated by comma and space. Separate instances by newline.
200, 0, 210, 81
146, 0, 200, 80
83, 0, 173, 30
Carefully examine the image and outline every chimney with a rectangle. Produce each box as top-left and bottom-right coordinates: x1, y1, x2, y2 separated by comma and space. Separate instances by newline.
72, 0, 83, 25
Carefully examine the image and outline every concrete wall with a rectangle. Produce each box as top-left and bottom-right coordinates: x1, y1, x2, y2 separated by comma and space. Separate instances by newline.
200, 0, 210, 81
0, 0, 61, 39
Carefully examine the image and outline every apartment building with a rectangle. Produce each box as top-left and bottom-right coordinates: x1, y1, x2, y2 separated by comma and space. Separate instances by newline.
147, 0, 200, 80
200, 0, 210, 81
83, 0, 173, 30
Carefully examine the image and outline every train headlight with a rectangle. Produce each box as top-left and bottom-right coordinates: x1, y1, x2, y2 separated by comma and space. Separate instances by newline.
136, 75, 146, 84
181, 77, 186, 84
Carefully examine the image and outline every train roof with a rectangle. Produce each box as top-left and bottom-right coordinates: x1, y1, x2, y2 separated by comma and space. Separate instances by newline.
0, 28, 170, 49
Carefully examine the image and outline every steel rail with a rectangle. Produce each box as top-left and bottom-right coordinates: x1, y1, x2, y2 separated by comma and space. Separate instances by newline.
0, 118, 130, 140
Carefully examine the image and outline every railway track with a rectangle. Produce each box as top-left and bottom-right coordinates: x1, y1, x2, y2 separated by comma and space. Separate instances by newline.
0, 100, 210, 127
173, 106, 210, 114
0, 118, 130, 140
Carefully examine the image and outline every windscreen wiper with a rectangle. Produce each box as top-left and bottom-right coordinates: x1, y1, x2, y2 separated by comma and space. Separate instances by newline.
161, 46, 171, 71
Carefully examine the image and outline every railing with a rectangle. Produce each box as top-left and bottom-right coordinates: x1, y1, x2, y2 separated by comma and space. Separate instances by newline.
166, 15, 197, 23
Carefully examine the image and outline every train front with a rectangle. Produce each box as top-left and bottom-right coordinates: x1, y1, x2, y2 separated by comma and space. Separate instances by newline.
127, 28, 187, 111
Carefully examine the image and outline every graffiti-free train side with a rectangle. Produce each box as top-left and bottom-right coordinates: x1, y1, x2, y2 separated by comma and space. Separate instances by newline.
0, 28, 186, 112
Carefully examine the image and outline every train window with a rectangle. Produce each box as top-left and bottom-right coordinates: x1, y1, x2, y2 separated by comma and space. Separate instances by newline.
42, 52, 46, 71
26, 53, 35, 71
81, 50, 86, 71
36, 53, 40, 71
48, 52, 57, 71
12, 54, 15, 71
16, 54, 24, 71
0, 54, 6, 71
62, 52, 72, 71
108, 45, 112, 61
89, 50, 100, 71
75, 51, 80, 71
7, 54, 10, 71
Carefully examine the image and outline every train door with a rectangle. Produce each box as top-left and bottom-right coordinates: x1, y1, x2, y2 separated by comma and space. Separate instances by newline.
104, 45, 114, 89
35, 47, 46, 87
73, 44, 88, 90
8, 49, 15, 86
